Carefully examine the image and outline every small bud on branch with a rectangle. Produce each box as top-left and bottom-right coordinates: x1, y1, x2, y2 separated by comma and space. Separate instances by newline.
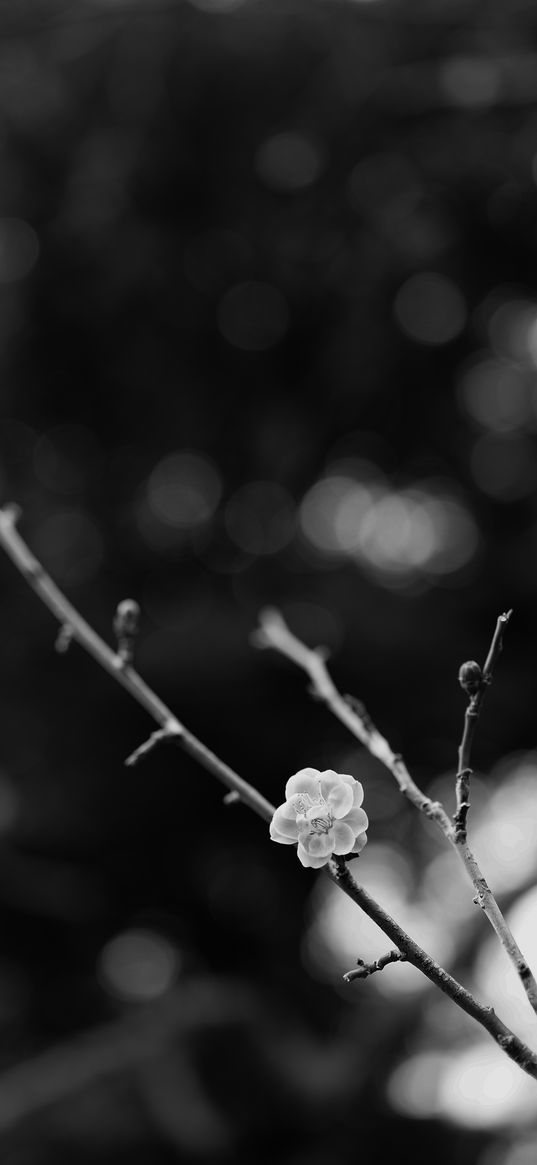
458, 660, 483, 696
114, 598, 141, 667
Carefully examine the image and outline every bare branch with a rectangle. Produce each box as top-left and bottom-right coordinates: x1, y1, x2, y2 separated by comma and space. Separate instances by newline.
0, 509, 536, 1082
124, 726, 179, 767
254, 608, 453, 832
454, 610, 513, 841
330, 859, 537, 1080
0, 505, 275, 825
254, 606, 537, 1019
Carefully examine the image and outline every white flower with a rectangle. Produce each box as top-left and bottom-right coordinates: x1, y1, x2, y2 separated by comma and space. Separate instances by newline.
270, 767, 368, 868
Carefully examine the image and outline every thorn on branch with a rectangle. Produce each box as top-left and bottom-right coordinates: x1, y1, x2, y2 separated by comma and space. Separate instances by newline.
124, 723, 180, 767
343, 949, 407, 984
55, 623, 74, 654
114, 599, 141, 668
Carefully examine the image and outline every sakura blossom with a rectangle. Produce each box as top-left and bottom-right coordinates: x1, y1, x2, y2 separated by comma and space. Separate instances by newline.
270, 767, 368, 868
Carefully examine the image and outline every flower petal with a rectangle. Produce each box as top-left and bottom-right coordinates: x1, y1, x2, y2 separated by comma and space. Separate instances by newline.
325, 771, 357, 791
322, 778, 354, 819
331, 821, 356, 854
303, 831, 333, 857
350, 831, 368, 855
297, 843, 330, 868
285, 769, 321, 800
270, 803, 299, 840
351, 780, 365, 808
343, 807, 369, 835
337, 774, 365, 807
270, 824, 298, 845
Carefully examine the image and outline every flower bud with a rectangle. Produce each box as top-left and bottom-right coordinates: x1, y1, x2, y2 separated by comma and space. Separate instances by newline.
458, 659, 482, 695
114, 599, 141, 665
114, 599, 140, 638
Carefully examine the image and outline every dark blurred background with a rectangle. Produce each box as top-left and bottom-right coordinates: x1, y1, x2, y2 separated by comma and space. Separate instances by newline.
0, 0, 537, 1161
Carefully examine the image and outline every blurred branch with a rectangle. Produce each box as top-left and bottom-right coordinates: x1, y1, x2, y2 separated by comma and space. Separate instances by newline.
0, 978, 248, 1136
0, 507, 537, 1085
254, 607, 537, 1019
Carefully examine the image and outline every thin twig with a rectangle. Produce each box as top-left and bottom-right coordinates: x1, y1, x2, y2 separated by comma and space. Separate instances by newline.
454, 611, 512, 840
254, 607, 537, 1019
0, 508, 537, 1082
343, 948, 406, 983
0, 507, 274, 825
0, 978, 251, 1135
253, 609, 453, 832
125, 727, 176, 767
330, 859, 537, 1080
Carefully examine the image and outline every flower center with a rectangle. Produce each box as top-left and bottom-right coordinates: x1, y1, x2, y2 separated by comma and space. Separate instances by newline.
308, 813, 333, 834
291, 787, 334, 836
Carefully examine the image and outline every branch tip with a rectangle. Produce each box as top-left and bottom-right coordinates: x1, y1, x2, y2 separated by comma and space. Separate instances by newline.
124, 723, 181, 767
0, 503, 22, 527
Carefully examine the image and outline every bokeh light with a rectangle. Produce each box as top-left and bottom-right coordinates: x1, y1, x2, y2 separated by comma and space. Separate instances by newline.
146, 451, 221, 530
98, 928, 179, 1002
458, 358, 533, 434
300, 473, 369, 558
470, 434, 537, 500
438, 1045, 537, 1129
394, 272, 467, 346
470, 759, 537, 895
255, 132, 324, 192
299, 467, 478, 587
439, 57, 502, 110
381, 756, 537, 1130
304, 842, 455, 995
487, 297, 537, 364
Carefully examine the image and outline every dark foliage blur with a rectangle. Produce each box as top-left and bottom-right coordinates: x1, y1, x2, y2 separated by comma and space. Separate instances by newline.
1, 0, 537, 1161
